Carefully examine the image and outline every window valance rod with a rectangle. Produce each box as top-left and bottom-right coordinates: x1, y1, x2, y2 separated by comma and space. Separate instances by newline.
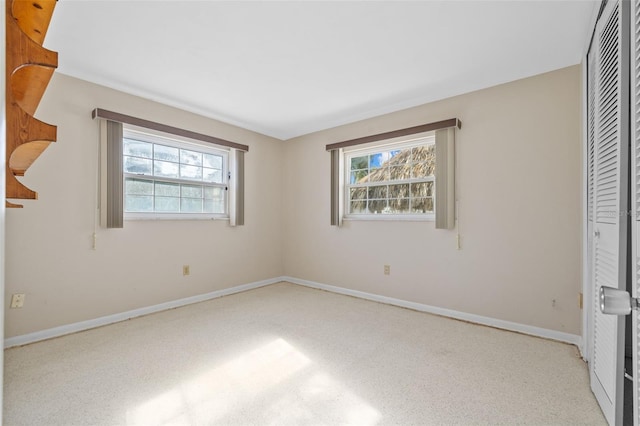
92, 108, 249, 152
325, 118, 461, 151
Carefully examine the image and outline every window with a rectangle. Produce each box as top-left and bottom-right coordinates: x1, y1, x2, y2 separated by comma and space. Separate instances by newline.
328, 119, 457, 228
345, 136, 435, 219
122, 129, 229, 218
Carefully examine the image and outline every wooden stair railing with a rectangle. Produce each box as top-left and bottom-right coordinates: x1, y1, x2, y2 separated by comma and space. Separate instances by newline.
6, 0, 58, 208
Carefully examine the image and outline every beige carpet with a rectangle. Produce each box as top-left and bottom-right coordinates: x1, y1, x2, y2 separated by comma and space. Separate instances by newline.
4, 282, 605, 425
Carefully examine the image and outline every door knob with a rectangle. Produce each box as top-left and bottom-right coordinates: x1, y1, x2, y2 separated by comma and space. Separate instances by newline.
594, 230, 600, 238
600, 286, 637, 315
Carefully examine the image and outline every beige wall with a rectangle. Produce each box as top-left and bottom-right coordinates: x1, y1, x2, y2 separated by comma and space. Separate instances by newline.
5, 65, 583, 339
282, 65, 583, 335
5, 74, 284, 337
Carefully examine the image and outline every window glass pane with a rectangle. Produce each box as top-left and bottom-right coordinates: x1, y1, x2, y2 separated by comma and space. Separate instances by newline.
368, 199, 387, 214
203, 154, 222, 169
368, 168, 389, 182
180, 149, 202, 166
154, 160, 180, 178
155, 182, 180, 197
180, 165, 203, 181
412, 197, 434, 213
368, 185, 387, 199
350, 170, 368, 184
208, 188, 225, 213
182, 184, 203, 198
369, 153, 385, 169
204, 187, 224, 200
389, 198, 410, 213
388, 165, 408, 182
411, 146, 422, 163
214, 188, 225, 200
411, 182, 426, 197
155, 197, 180, 212
125, 195, 153, 212
124, 157, 152, 175
214, 198, 224, 213
425, 197, 434, 212
393, 147, 410, 162
351, 156, 368, 170
412, 197, 425, 213
125, 178, 153, 195
350, 201, 367, 214
204, 199, 225, 214
350, 187, 366, 201
411, 163, 431, 179
412, 146, 436, 175
389, 184, 409, 198
154, 144, 179, 162
181, 198, 203, 213
204, 187, 214, 199
203, 168, 223, 183
425, 181, 434, 197
426, 146, 436, 176
123, 139, 152, 158
423, 145, 437, 160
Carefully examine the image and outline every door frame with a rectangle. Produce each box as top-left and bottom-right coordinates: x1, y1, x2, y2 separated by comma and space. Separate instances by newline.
582, 0, 605, 362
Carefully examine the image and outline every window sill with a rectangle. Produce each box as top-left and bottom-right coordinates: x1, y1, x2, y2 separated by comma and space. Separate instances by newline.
344, 214, 435, 222
124, 213, 229, 221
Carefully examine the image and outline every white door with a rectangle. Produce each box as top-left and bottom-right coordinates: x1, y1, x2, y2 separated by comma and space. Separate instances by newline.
589, 0, 630, 425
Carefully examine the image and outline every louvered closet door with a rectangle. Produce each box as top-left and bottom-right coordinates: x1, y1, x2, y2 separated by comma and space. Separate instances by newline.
587, 32, 596, 369
632, 1, 640, 424
590, 0, 630, 424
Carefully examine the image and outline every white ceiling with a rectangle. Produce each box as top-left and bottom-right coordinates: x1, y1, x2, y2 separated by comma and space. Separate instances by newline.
45, 1, 598, 140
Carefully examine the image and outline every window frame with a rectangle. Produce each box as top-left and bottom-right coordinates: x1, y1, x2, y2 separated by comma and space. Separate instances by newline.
343, 134, 436, 222
122, 127, 230, 221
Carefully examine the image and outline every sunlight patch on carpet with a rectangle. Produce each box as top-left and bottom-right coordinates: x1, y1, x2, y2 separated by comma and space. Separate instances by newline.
126, 338, 380, 425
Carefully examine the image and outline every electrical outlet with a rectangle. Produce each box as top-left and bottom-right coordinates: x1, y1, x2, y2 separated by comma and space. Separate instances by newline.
183, 265, 190, 276
10, 294, 25, 309
384, 265, 391, 275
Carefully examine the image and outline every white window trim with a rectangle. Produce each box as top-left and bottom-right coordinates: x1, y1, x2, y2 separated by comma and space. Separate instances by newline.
122, 127, 230, 221
343, 135, 436, 222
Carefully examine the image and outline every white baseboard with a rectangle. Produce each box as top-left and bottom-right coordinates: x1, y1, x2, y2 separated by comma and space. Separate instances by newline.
5, 275, 582, 349
283, 276, 582, 347
4, 277, 283, 348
